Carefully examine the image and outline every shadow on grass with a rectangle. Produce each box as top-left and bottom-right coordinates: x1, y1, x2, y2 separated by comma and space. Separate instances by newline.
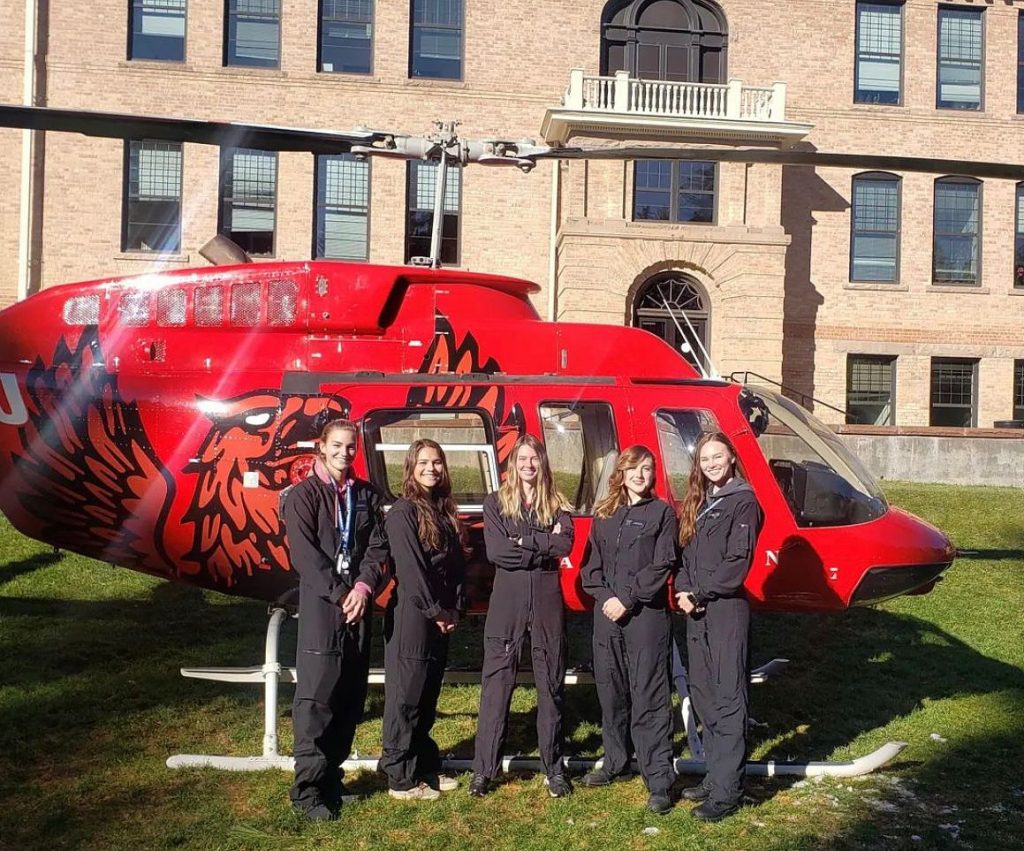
0, 549, 61, 587
954, 549, 1024, 562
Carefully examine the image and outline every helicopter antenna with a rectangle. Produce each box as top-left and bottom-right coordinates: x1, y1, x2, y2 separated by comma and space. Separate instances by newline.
660, 297, 720, 380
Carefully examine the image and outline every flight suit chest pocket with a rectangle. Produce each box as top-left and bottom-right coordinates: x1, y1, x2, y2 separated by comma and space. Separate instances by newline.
700, 509, 728, 540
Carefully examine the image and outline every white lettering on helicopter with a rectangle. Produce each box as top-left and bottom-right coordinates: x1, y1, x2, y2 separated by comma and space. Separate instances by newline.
765, 549, 779, 568
828, 566, 839, 581
560, 556, 574, 571
0, 373, 28, 426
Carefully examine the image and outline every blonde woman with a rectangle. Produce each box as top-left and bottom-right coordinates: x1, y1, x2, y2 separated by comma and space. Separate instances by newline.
469, 434, 575, 798
580, 445, 678, 815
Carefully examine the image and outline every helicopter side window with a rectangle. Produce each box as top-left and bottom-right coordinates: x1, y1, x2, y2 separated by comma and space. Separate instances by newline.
654, 409, 720, 501
362, 408, 498, 512
748, 387, 887, 527
539, 402, 619, 514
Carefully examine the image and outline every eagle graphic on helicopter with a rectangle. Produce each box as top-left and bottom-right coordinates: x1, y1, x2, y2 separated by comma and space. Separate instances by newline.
1, 101, 1003, 776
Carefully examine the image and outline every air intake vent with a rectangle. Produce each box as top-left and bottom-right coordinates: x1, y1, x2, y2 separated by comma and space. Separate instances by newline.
62, 295, 100, 326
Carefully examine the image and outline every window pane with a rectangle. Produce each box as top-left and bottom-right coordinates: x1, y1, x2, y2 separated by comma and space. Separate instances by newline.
124, 140, 182, 253
851, 175, 899, 282
933, 180, 979, 284
1016, 184, 1024, 289
846, 355, 895, 425
130, 0, 187, 61
937, 8, 983, 109
315, 154, 369, 260
634, 160, 715, 224
1018, 12, 1024, 113
855, 2, 902, 104
221, 148, 277, 256
655, 409, 719, 498
320, 0, 373, 73
405, 160, 460, 264
539, 403, 619, 514
226, 0, 280, 68
410, 0, 462, 78
930, 359, 976, 427
1014, 360, 1024, 421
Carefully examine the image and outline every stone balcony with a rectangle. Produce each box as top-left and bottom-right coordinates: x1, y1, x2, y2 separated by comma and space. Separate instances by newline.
541, 69, 813, 145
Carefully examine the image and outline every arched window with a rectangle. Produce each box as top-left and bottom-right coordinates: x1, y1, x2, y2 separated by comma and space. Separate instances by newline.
601, 0, 728, 83
633, 273, 709, 371
933, 176, 981, 286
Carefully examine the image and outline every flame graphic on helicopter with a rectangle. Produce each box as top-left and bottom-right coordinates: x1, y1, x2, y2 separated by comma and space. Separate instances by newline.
7, 315, 519, 590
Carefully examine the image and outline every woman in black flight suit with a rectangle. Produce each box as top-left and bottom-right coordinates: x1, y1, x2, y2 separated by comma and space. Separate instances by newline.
469, 434, 575, 798
284, 418, 387, 821
674, 432, 762, 822
374, 438, 466, 801
580, 444, 679, 815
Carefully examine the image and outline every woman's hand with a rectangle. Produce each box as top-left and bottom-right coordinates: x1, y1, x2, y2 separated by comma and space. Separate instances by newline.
435, 609, 459, 634
553, 522, 562, 535
675, 591, 697, 615
341, 587, 370, 624
602, 596, 628, 622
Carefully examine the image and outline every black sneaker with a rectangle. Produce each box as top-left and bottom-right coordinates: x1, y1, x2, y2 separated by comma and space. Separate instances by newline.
544, 774, 574, 798
468, 773, 491, 797
680, 782, 710, 802
580, 768, 630, 787
646, 792, 673, 815
692, 799, 740, 822
291, 793, 338, 822
322, 778, 353, 809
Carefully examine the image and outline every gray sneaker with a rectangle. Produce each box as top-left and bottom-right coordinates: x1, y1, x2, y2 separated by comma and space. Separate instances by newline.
388, 782, 441, 801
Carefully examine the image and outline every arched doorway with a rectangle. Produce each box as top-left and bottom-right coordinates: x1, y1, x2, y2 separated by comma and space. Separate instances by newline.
601, 0, 728, 83
632, 273, 710, 371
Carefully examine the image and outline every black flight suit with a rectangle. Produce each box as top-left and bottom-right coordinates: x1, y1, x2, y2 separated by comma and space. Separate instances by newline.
371, 498, 465, 791
284, 474, 386, 808
582, 497, 678, 796
472, 493, 575, 780
674, 477, 762, 808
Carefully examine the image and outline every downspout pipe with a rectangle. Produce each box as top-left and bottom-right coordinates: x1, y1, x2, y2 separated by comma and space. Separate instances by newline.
547, 160, 559, 321
17, 0, 38, 302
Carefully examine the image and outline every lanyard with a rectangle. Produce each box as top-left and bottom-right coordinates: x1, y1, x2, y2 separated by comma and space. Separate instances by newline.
336, 483, 355, 556
695, 497, 723, 526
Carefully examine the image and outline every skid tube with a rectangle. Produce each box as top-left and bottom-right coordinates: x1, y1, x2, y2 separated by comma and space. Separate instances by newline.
167, 607, 906, 778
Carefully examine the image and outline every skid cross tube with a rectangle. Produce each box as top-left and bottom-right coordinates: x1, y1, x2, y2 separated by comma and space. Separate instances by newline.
167, 608, 904, 778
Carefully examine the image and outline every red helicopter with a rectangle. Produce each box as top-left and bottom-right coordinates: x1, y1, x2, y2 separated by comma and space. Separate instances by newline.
0, 104, 975, 777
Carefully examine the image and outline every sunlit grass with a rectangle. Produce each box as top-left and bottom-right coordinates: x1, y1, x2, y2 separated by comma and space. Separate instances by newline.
0, 482, 1022, 850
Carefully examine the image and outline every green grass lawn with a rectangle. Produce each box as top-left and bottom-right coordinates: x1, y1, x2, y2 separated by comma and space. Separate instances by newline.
1, 482, 1022, 850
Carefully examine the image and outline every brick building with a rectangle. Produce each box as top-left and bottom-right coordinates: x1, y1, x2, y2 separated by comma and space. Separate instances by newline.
2, 0, 1023, 428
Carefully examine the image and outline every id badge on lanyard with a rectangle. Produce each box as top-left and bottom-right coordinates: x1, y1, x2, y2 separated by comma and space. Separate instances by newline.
335, 484, 354, 576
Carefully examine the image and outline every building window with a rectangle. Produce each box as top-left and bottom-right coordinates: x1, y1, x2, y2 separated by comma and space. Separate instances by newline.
122, 140, 182, 253
846, 355, 896, 426
1014, 361, 1024, 421
319, 0, 373, 74
850, 173, 900, 282
219, 148, 277, 256
933, 178, 980, 285
314, 154, 370, 261
409, 0, 462, 79
930, 358, 977, 427
1015, 184, 1024, 289
129, 0, 187, 61
602, 0, 728, 83
405, 160, 460, 264
1018, 13, 1024, 113
854, 2, 902, 104
633, 273, 710, 373
937, 6, 983, 110
225, 0, 280, 68
633, 161, 716, 224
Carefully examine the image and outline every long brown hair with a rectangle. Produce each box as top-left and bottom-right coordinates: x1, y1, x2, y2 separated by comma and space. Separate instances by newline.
497, 434, 570, 528
593, 445, 657, 519
677, 432, 738, 547
401, 439, 464, 551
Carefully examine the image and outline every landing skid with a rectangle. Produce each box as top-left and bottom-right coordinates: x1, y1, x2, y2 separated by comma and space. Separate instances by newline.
167, 607, 906, 778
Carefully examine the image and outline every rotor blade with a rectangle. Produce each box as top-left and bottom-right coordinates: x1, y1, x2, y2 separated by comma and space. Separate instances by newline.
0, 104, 386, 153
531, 146, 1024, 181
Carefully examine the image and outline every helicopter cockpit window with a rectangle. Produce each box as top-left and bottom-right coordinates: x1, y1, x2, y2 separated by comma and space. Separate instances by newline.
655, 409, 720, 500
363, 409, 498, 511
118, 290, 151, 326
749, 387, 887, 527
540, 402, 619, 514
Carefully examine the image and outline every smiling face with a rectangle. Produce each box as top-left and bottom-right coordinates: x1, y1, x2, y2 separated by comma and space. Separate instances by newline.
319, 426, 358, 482
515, 443, 540, 487
699, 439, 735, 488
623, 456, 655, 502
413, 445, 445, 492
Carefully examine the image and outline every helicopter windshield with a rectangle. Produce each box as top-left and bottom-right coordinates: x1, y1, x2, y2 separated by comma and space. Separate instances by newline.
747, 387, 887, 527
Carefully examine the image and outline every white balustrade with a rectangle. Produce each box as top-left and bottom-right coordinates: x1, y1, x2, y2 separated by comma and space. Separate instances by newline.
562, 70, 787, 124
